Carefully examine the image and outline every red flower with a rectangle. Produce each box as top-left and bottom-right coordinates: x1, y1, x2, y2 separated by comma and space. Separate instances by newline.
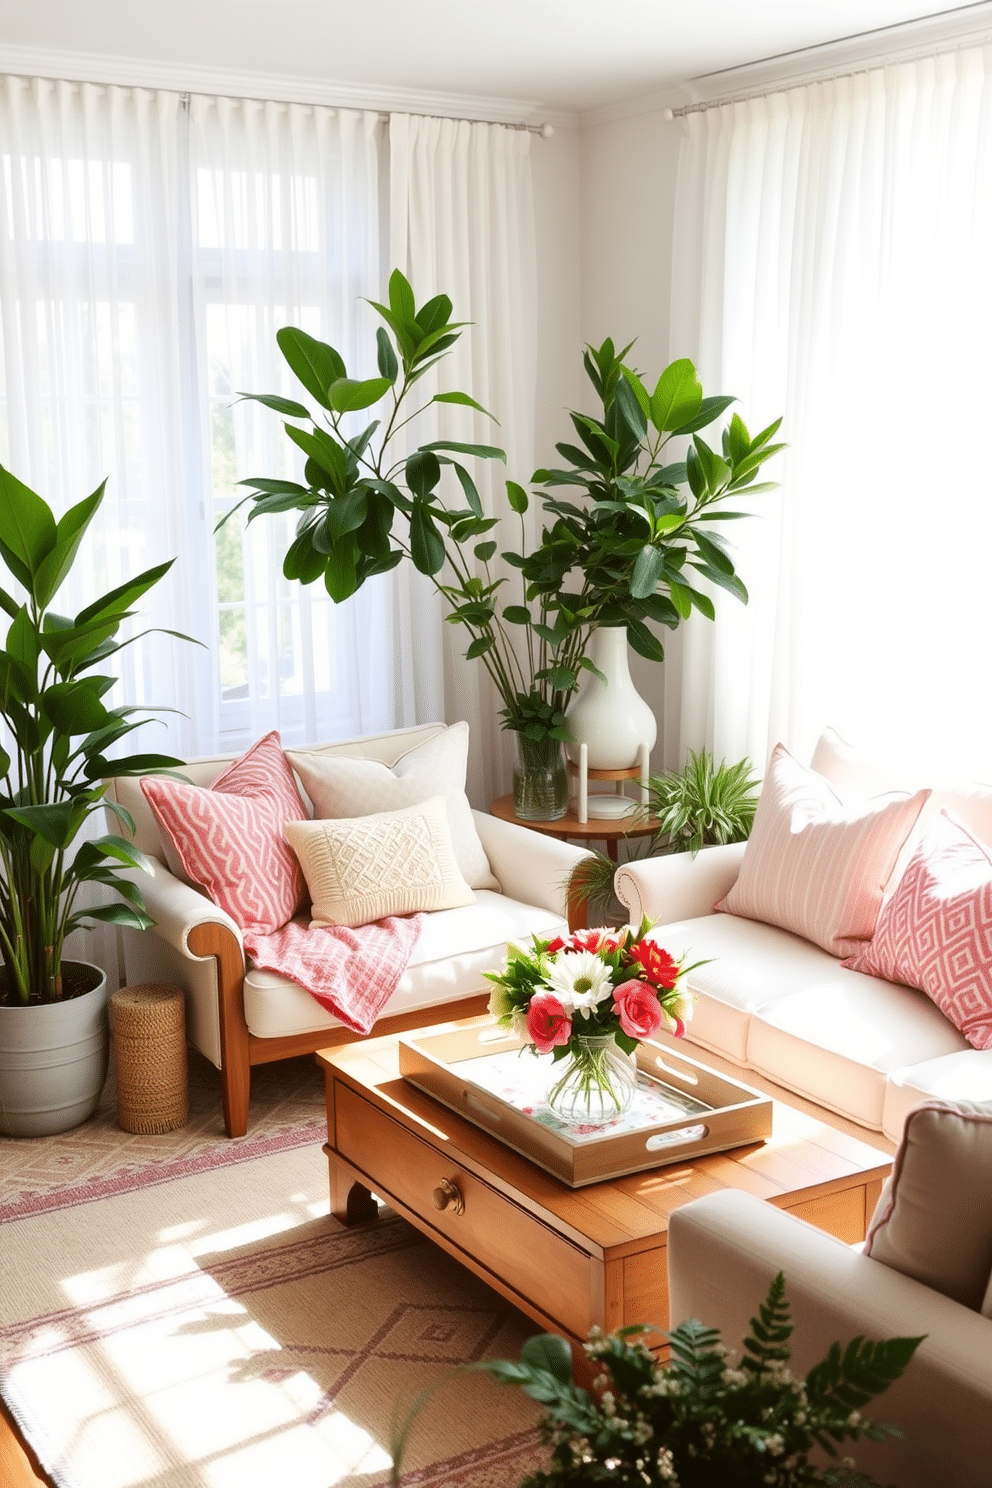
544, 935, 568, 955
628, 938, 680, 989
570, 927, 623, 955
612, 982, 665, 1040
526, 992, 572, 1054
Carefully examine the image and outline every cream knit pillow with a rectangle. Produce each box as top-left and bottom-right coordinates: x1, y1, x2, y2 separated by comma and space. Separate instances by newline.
284, 796, 475, 929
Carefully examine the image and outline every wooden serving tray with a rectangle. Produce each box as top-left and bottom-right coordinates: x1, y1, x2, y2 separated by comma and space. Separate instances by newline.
398, 1020, 773, 1187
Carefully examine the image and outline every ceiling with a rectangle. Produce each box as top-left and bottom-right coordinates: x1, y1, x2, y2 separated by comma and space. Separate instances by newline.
0, 1, 988, 115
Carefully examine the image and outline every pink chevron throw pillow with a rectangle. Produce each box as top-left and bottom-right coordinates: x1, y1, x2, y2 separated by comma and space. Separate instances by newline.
844, 811, 992, 1050
141, 731, 308, 934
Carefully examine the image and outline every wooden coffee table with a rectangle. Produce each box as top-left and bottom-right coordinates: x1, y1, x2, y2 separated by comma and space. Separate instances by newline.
317, 1021, 891, 1351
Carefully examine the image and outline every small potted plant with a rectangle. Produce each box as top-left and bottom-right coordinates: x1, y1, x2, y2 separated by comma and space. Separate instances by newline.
0, 463, 190, 1136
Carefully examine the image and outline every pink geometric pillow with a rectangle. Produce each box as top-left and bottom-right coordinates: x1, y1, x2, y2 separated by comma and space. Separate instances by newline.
844, 811, 992, 1050
717, 743, 929, 957
140, 731, 308, 934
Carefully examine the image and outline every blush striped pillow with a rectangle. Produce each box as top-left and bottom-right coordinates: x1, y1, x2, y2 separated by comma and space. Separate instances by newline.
141, 731, 308, 934
716, 743, 929, 958
844, 811, 992, 1049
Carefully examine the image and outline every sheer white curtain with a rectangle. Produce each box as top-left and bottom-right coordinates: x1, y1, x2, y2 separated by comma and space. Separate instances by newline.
189, 96, 430, 750
389, 113, 537, 806
667, 45, 992, 780
0, 75, 208, 758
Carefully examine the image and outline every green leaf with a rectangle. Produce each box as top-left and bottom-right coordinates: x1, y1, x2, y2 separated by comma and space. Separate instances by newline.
672, 393, 737, 437
322, 538, 359, 602
452, 463, 483, 517
518, 1333, 576, 1386
75, 560, 174, 628
614, 374, 648, 440
276, 327, 345, 410
420, 441, 506, 463
626, 616, 667, 663
284, 424, 349, 494
376, 326, 399, 384
4, 800, 87, 849
432, 391, 496, 421
0, 463, 57, 588
630, 543, 665, 599
464, 635, 494, 659
416, 291, 453, 334
389, 267, 417, 325
409, 504, 446, 575
650, 359, 703, 432
502, 605, 531, 625
406, 451, 442, 499
327, 376, 392, 413
33, 482, 106, 610
474, 541, 497, 562
506, 480, 529, 514
236, 391, 311, 419
42, 681, 113, 735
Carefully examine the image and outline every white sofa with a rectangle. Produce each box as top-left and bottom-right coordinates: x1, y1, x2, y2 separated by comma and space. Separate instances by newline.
668, 1098, 992, 1487
111, 723, 592, 1138
615, 730, 992, 1145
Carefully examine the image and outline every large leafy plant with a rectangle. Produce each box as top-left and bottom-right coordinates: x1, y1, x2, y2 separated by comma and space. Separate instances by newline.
231, 273, 784, 744
0, 465, 188, 1004
391, 1273, 923, 1488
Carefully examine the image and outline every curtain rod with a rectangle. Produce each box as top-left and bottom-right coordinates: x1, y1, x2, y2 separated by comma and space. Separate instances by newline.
373, 110, 553, 137
660, 24, 992, 119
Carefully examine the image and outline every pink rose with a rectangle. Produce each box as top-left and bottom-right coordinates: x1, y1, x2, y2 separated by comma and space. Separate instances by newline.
526, 991, 572, 1054
612, 981, 664, 1040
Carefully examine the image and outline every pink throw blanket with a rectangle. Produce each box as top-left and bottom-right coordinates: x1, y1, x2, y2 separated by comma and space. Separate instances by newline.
243, 913, 425, 1034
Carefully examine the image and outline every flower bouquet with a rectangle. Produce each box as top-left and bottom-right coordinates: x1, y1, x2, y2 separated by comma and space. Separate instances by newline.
485, 918, 695, 1125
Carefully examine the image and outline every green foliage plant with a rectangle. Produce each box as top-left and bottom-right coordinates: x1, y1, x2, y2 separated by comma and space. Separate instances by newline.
0, 464, 190, 1005
565, 748, 760, 921
391, 1274, 923, 1488
229, 272, 784, 745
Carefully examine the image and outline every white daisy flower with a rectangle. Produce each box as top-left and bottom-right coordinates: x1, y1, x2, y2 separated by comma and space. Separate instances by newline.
545, 950, 614, 1018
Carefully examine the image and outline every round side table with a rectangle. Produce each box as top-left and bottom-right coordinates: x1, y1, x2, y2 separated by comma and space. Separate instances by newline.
489, 794, 659, 929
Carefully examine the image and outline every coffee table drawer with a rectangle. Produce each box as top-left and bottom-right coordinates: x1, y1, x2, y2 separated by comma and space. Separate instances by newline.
335, 1083, 595, 1338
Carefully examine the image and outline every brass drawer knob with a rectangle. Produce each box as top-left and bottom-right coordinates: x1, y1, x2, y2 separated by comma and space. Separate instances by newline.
431, 1177, 465, 1215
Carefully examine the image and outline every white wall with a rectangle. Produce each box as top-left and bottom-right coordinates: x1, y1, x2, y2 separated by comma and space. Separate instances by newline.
530, 123, 583, 467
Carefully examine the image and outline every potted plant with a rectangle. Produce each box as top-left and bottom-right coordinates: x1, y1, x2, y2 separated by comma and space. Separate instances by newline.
391, 1273, 923, 1487
0, 464, 189, 1136
568, 749, 761, 921
229, 272, 783, 818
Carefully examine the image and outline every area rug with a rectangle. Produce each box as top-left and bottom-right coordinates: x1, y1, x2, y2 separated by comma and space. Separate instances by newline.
0, 1080, 547, 1487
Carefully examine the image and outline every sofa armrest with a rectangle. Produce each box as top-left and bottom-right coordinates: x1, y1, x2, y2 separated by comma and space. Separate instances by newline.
472, 810, 594, 924
668, 1190, 992, 1486
614, 841, 746, 924
123, 857, 245, 960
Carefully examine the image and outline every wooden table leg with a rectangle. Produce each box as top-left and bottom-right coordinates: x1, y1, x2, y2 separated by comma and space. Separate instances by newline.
324, 1145, 380, 1225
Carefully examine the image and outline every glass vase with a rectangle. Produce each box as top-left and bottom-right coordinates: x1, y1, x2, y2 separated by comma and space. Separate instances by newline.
546, 1033, 638, 1126
512, 733, 568, 822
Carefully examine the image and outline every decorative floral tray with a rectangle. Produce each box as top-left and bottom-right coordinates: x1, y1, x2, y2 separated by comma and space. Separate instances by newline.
397, 1019, 773, 1187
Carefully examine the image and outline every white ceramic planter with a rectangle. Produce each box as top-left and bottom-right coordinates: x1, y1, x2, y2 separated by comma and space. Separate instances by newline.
565, 625, 658, 770
0, 963, 109, 1137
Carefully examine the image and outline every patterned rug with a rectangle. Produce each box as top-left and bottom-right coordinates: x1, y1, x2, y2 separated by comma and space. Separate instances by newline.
0, 1055, 546, 1487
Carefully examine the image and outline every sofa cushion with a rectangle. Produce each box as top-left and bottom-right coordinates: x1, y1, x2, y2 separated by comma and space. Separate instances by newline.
284, 798, 474, 928
747, 975, 967, 1130
140, 731, 308, 934
242, 889, 564, 1037
717, 743, 929, 957
646, 914, 847, 1066
882, 1046, 985, 1144
865, 1100, 992, 1310
288, 721, 498, 890
845, 811, 992, 1051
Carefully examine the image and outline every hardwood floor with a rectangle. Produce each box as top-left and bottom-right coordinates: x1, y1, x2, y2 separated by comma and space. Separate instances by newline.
0, 1398, 50, 1486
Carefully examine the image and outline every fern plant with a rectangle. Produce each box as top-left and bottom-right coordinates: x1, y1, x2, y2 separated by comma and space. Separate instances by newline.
474, 1273, 923, 1487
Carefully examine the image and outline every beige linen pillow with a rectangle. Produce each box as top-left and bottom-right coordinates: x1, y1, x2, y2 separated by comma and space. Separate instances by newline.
716, 742, 929, 957
865, 1100, 992, 1311
288, 721, 499, 891
284, 796, 475, 929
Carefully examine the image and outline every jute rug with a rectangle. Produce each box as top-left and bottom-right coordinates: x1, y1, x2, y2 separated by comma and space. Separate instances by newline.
0, 1052, 546, 1487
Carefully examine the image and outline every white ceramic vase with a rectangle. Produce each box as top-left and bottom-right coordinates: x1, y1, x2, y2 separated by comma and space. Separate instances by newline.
565, 625, 657, 770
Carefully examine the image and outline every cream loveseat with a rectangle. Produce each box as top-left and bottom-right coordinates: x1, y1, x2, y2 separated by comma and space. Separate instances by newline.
615, 729, 992, 1146
667, 1099, 992, 1488
111, 722, 591, 1137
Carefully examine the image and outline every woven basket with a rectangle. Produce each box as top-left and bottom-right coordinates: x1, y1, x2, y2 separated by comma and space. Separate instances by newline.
111, 984, 189, 1134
